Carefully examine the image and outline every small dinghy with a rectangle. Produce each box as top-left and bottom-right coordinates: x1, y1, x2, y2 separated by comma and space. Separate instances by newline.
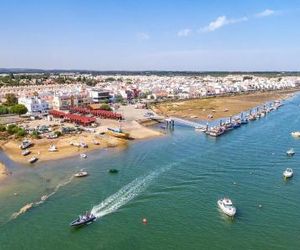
291, 131, 300, 138
80, 153, 87, 159
217, 198, 236, 217
22, 149, 31, 156
48, 145, 57, 152
70, 211, 96, 227
28, 156, 38, 164
108, 169, 119, 174
74, 170, 88, 177
286, 148, 295, 156
283, 168, 293, 178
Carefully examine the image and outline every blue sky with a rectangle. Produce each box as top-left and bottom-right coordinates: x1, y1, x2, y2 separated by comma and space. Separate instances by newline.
1, 0, 300, 71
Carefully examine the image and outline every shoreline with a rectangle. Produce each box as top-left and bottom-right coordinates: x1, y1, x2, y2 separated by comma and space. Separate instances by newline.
0, 124, 162, 165
0, 162, 10, 181
153, 88, 299, 121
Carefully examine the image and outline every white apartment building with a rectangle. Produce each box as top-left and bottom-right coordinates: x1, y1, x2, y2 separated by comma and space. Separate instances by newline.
18, 96, 49, 114
88, 89, 110, 103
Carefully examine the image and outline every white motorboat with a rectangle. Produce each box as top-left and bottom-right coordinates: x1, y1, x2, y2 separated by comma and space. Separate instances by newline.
217, 198, 236, 217
20, 139, 32, 149
93, 140, 100, 145
48, 145, 57, 152
28, 156, 38, 164
291, 131, 300, 138
74, 170, 89, 177
22, 149, 31, 156
80, 142, 88, 148
286, 148, 295, 156
283, 168, 293, 178
80, 153, 87, 159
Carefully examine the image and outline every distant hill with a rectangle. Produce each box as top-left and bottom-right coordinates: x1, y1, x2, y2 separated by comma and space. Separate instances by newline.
0, 68, 300, 77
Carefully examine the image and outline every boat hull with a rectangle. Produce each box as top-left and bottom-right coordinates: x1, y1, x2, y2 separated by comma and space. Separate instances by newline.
70, 216, 96, 227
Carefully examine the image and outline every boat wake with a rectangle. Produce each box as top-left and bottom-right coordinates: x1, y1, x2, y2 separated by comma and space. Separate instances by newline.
91, 165, 170, 219
11, 176, 74, 220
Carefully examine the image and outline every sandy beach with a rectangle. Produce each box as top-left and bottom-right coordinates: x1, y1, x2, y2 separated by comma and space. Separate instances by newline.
1, 133, 127, 164
154, 89, 299, 121
0, 120, 162, 164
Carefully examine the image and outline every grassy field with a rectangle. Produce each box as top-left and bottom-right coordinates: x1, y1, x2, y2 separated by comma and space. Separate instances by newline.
153, 89, 299, 120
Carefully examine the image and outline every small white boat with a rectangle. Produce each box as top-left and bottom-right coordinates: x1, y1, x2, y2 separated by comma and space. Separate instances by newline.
80, 142, 88, 148
48, 145, 57, 152
74, 170, 89, 177
291, 131, 300, 138
286, 148, 295, 156
22, 149, 31, 156
20, 139, 32, 150
80, 153, 87, 159
217, 198, 236, 217
93, 140, 100, 145
28, 156, 38, 164
283, 168, 293, 178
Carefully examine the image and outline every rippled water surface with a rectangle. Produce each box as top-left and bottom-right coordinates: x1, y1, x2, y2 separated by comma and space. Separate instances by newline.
1, 95, 300, 250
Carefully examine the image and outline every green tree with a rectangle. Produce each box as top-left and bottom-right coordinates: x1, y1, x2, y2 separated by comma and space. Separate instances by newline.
5, 93, 18, 106
16, 128, 26, 137
114, 95, 124, 103
0, 125, 6, 132
10, 104, 28, 115
54, 131, 62, 137
105, 77, 116, 82
7, 124, 18, 135
0, 105, 9, 115
31, 130, 41, 139
99, 103, 112, 111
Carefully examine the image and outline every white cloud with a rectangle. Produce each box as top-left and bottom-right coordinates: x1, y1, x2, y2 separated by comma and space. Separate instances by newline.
136, 32, 150, 40
256, 9, 275, 17
201, 15, 248, 32
177, 28, 192, 37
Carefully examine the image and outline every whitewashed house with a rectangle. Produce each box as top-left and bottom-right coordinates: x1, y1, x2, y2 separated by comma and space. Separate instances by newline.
18, 96, 49, 114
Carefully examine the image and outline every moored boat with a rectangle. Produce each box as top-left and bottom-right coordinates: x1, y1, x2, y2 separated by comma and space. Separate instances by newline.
80, 153, 87, 159
74, 170, 88, 177
108, 169, 119, 174
107, 128, 130, 139
291, 131, 300, 138
22, 149, 31, 156
28, 156, 38, 164
217, 198, 236, 217
283, 168, 293, 178
48, 145, 57, 152
20, 139, 32, 149
207, 126, 224, 137
286, 148, 295, 156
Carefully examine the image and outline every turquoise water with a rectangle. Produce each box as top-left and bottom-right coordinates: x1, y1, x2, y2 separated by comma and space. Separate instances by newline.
1, 95, 300, 250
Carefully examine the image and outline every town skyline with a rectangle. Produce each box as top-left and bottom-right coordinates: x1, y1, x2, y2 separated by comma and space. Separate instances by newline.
1, 0, 300, 71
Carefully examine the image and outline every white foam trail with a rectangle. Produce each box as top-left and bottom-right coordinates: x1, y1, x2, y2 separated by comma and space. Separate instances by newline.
11, 176, 74, 220
35, 176, 74, 205
91, 166, 170, 218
